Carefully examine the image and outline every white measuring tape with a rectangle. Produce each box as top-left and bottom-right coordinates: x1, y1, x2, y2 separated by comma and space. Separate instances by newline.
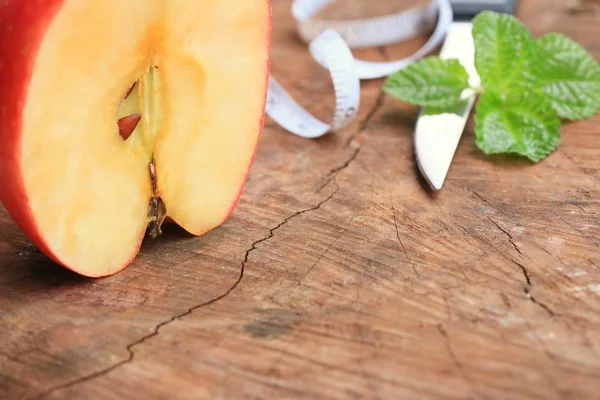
266, 0, 453, 138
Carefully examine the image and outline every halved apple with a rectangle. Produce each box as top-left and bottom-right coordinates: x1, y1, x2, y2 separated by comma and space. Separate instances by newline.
0, 0, 271, 277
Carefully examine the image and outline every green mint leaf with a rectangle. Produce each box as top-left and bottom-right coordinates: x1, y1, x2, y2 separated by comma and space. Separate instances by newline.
533, 33, 600, 120
380, 11, 600, 164
473, 11, 535, 93
383, 57, 470, 107
475, 91, 561, 162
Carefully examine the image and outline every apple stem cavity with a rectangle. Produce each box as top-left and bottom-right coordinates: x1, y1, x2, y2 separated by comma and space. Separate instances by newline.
147, 159, 166, 238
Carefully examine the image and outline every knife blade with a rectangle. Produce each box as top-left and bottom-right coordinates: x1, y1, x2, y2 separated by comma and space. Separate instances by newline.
415, 0, 518, 191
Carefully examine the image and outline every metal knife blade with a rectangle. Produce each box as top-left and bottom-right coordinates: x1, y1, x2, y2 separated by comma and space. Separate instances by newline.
415, 0, 517, 191
415, 22, 479, 191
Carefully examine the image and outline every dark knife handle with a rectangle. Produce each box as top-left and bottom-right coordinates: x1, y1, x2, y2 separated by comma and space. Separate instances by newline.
451, 0, 518, 20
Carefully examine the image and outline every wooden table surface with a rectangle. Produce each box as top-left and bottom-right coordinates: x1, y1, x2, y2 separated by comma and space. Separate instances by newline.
2, 1, 600, 399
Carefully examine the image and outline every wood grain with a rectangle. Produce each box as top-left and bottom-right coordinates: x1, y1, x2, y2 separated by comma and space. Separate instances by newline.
1, 0, 600, 399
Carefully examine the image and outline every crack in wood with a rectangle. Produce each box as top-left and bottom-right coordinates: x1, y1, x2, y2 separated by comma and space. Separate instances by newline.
453, 186, 558, 319
31, 257, 244, 399
485, 215, 523, 255
514, 260, 555, 317
513, 260, 532, 286
316, 46, 387, 194
391, 199, 422, 280
315, 83, 385, 193
462, 187, 520, 224
478, 211, 556, 317
33, 185, 342, 400
316, 148, 361, 193
525, 286, 556, 317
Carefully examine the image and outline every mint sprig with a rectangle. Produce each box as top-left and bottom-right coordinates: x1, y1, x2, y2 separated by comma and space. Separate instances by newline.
383, 11, 600, 163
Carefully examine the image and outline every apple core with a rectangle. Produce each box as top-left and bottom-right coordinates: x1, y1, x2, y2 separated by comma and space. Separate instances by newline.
116, 66, 167, 237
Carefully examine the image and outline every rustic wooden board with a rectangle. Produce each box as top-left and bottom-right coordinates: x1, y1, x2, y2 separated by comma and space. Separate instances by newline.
1, 1, 600, 399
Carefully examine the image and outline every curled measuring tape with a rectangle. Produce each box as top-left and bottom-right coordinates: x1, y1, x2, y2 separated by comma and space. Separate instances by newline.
266, 0, 453, 138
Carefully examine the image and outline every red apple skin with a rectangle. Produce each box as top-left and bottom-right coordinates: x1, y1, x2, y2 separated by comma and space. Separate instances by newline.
0, 0, 79, 271
0, 0, 272, 276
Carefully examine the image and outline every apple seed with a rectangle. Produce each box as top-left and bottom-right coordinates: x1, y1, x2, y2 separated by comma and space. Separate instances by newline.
117, 113, 142, 140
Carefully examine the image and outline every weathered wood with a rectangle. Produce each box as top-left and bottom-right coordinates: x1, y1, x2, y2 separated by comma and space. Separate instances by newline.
1, 1, 600, 399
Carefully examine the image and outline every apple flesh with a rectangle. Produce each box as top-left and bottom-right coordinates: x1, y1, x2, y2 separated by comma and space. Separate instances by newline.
0, 0, 271, 277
